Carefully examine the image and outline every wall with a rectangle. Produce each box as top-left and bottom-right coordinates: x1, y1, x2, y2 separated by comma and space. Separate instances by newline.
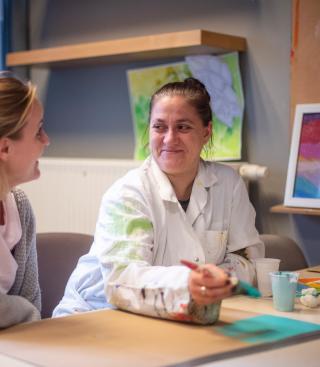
288, 0, 320, 265
12, 0, 320, 264
291, 0, 320, 119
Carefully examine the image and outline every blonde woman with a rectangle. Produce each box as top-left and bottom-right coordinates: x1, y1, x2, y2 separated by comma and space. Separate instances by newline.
0, 73, 50, 328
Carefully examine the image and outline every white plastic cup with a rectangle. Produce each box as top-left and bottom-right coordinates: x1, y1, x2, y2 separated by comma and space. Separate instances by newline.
254, 258, 281, 297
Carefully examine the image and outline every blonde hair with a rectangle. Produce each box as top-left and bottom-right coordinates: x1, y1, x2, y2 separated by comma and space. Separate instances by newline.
0, 73, 37, 199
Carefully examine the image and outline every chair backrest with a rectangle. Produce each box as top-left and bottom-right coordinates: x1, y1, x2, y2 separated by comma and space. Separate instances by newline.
36, 232, 93, 319
260, 234, 308, 271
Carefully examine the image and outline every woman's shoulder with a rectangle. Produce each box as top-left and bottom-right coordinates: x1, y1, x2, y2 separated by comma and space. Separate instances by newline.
102, 161, 149, 200
12, 188, 31, 207
113, 163, 146, 189
11, 189, 33, 216
203, 160, 240, 181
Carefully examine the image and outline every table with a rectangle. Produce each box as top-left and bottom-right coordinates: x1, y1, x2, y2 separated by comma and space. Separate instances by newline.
0, 270, 319, 367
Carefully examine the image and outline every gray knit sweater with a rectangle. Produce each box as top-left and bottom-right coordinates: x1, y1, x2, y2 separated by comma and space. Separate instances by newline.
0, 189, 41, 328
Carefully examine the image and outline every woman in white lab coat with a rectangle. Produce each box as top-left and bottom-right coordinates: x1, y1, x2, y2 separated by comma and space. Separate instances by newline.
54, 78, 264, 324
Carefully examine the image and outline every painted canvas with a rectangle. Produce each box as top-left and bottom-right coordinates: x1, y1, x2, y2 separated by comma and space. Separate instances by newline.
127, 52, 244, 161
293, 112, 320, 198
284, 104, 320, 208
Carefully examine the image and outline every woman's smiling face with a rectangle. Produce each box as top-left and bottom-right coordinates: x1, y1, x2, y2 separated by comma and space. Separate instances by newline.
149, 95, 211, 180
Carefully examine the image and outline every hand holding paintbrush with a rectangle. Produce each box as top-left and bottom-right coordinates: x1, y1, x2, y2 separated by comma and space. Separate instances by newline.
180, 259, 234, 305
181, 259, 260, 305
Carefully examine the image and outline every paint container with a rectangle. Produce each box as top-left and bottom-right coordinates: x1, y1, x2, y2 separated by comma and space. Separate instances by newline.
270, 271, 299, 312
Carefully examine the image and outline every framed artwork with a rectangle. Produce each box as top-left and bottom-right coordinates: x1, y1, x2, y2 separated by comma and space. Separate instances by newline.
284, 104, 320, 208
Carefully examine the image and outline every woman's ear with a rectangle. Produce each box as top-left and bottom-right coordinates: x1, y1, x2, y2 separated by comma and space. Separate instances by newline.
0, 137, 11, 162
203, 122, 212, 143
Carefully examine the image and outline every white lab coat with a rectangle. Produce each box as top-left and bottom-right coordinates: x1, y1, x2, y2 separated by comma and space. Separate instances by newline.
53, 157, 264, 323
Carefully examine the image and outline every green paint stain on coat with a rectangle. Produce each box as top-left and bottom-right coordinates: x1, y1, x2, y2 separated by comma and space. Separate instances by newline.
106, 201, 153, 237
126, 218, 152, 235
106, 240, 144, 261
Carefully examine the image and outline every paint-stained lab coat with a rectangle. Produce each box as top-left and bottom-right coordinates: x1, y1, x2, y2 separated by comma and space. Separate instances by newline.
100, 157, 263, 324
53, 157, 264, 324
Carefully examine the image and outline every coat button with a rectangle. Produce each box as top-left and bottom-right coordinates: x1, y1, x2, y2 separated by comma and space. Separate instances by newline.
194, 257, 200, 262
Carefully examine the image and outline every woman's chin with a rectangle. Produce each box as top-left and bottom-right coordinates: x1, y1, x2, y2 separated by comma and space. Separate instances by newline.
28, 167, 41, 183
34, 169, 41, 180
160, 163, 184, 176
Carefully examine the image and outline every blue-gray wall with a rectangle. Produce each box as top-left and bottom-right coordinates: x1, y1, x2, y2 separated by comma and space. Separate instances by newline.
13, 0, 320, 264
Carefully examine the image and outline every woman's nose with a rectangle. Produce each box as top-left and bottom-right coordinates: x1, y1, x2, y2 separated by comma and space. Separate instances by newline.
163, 128, 177, 143
42, 130, 50, 146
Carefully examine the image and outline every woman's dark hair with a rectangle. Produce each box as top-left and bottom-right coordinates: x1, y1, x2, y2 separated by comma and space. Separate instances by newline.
149, 77, 212, 126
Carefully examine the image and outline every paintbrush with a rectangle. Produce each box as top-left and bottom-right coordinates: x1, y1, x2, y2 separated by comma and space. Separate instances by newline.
180, 259, 261, 298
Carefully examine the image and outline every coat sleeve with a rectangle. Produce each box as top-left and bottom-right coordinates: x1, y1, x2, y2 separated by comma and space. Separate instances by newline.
0, 293, 40, 329
219, 175, 265, 284
98, 183, 221, 325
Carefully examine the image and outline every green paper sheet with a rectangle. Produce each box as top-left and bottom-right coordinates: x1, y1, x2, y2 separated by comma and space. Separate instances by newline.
216, 315, 320, 344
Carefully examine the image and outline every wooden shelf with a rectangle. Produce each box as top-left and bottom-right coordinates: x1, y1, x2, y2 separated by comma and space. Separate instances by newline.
270, 204, 320, 216
6, 29, 246, 67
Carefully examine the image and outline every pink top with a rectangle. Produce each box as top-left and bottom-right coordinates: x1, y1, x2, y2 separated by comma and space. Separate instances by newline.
0, 192, 22, 293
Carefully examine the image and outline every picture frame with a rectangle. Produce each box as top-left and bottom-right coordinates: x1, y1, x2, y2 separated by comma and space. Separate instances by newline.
284, 103, 320, 208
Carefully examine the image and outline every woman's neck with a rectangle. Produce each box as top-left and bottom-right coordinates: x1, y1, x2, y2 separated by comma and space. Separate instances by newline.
167, 169, 198, 201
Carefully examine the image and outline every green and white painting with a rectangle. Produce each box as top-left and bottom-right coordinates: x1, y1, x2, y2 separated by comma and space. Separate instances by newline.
127, 52, 244, 161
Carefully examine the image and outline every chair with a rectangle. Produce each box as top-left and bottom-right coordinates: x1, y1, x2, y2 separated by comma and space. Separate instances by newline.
36, 232, 93, 319
260, 234, 308, 271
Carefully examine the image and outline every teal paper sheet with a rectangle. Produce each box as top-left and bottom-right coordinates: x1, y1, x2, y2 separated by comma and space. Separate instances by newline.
216, 315, 320, 343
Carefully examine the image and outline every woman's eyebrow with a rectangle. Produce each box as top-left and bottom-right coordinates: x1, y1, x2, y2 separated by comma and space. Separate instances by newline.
176, 119, 193, 124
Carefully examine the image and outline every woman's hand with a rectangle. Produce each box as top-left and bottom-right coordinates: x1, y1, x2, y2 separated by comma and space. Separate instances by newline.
188, 263, 233, 305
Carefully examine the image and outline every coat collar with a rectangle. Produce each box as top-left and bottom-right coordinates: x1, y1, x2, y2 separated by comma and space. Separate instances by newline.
149, 157, 177, 202
187, 160, 217, 225
194, 159, 218, 189
148, 157, 218, 203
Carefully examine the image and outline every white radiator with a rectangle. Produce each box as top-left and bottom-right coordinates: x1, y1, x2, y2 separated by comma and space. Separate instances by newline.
19, 158, 140, 235
19, 158, 268, 235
